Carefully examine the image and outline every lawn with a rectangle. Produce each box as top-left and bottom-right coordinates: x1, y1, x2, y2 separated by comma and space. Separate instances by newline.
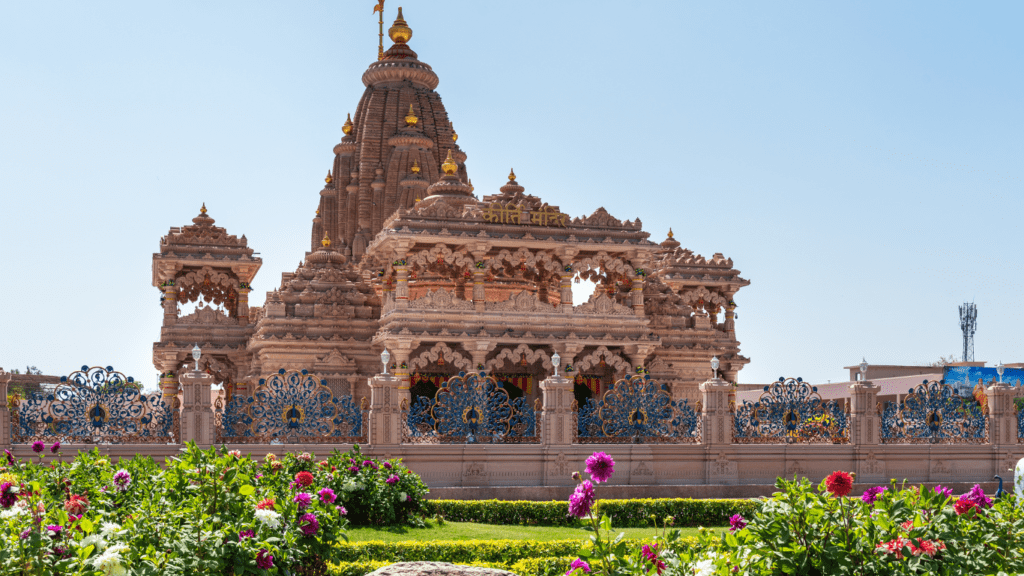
346, 521, 715, 543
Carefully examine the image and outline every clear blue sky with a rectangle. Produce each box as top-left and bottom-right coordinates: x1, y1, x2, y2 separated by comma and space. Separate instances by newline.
1, 1, 1021, 387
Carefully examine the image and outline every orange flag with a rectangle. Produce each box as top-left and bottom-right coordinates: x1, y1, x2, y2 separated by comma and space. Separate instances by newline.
372, 0, 385, 14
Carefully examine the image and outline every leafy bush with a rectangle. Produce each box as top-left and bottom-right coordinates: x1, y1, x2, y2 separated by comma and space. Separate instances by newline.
334, 538, 649, 564
0, 442, 426, 575
681, 474, 1024, 575
424, 498, 756, 527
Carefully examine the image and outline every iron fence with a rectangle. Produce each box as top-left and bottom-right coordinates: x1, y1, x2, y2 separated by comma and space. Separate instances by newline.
576, 374, 701, 443
881, 380, 986, 444
733, 377, 848, 444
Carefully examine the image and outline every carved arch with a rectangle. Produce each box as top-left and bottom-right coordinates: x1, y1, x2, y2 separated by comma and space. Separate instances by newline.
575, 346, 630, 373
485, 344, 553, 371
410, 342, 472, 371
679, 286, 727, 308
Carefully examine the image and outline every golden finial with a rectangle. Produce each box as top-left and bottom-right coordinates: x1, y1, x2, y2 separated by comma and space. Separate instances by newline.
508, 168, 516, 182
411, 160, 421, 174
321, 232, 331, 248
325, 170, 333, 184
414, 197, 421, 202
451, 124, 458, 143
441, 149, 457, 175
404, 104, 418, 127
342, 113, 353, 135
316, 209, 320, 216
200, 203, 207, 215
373, 1, 386, 61
388, 6, 412, 44
667, 228, 674, 239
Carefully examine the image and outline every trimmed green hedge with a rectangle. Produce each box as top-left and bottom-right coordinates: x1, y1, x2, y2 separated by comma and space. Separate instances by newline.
334, 539, 612, 564
424, 498, 758, 527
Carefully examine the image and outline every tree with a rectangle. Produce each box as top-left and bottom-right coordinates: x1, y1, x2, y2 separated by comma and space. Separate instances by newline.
929, 354, 959, 368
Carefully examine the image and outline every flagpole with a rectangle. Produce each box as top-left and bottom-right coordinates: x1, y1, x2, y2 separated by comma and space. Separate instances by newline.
377, 2, 385, 60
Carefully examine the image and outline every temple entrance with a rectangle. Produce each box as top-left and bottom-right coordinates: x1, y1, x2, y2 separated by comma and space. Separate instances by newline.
409, 373, 447, 404
573, 374, 602, 407
493, 374, 531, 402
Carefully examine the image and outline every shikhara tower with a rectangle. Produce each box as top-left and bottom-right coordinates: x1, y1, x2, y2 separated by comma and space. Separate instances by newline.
151, 8, 751, 408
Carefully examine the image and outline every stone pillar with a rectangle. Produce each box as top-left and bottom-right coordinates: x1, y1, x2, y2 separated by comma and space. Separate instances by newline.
724, 295, 736, 335
162, 283, 178, 323
0, 369, 11, 448
394, 259, 410, 309
368, 374, 404, 446
179, 370, 216, 446
630, 270, 645, 316
159, 372, 179, 402
559, 269, 573, 313
540, 376, 575, 446
472, 266, 486, 312
700, 378, 733, 446
987, 381, 1018, 448
848, 380, 880, 446
237, 285, 250, 321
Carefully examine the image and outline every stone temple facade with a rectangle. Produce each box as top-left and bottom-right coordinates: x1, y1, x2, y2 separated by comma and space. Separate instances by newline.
151, 8, 750, 407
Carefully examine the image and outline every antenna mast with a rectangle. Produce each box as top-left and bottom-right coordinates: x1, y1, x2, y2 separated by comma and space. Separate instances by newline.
959, 302, 977, 363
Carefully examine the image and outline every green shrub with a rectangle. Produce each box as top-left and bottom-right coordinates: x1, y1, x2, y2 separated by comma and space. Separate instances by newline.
509, 556, 581, 576
424, 498, 757, 527
328, 559, 509, 576
335, 538, 604, 564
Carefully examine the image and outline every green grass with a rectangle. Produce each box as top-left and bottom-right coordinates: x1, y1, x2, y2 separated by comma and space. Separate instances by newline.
345, 521, 713, 543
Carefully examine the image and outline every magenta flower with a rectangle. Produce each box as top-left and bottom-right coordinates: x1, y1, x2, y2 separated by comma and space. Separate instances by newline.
348, 466, 360, 473
4, 450, 13, 465
238, 529, 255, 541
112, 469, 132, 491
256, 549, 274, 569
318, 487, 337, 504
585, 451, 615, 484
861, 486, 886, 504
45, 525, 63, 539
299, 512, 319, 536
568, 480, 595, 518
933, 485, 953, 499
641, 544, 666, 575
383, 462, 393, 469
964, 484, 993, 509
729, 514, 747, 532
337, 505, 348, 516
50, 442, 60, 454
293, 492, 313, 509
385, 474, 399, 485
19, 529, 31, 540
0, 483, 17, 508
566, 558, 591, 575
31, 441, 44, 454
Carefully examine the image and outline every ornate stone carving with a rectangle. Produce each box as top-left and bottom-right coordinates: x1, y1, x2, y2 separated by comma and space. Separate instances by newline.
574, 293, 632, 316
408, 289, 474, 311
575, 346, 630, 373
177, 304, 238, 325
486, 291, 556, 313
486, 344, 552, 371
410, 342, 471, 371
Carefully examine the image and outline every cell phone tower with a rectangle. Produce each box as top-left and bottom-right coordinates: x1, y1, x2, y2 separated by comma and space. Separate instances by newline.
959, 302, 977, 363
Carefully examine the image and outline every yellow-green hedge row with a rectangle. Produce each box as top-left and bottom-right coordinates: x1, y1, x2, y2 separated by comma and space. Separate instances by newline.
328, 556, 600, 576
424, 498, 757, 527
334, 538, 614, 564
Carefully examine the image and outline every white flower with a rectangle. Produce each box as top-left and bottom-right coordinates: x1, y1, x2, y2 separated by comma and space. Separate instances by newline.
100, 522, 121, 537
0, 507, 24, 519
255, 508, 281, 528
342, 480, 358, 492
8, 485, 19, 494
93, 544, 129, 576
399, 492, 408, 502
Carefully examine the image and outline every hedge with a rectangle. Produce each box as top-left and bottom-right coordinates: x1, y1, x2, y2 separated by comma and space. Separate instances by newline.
423, 498, 759, 527
334, 539, 615, 564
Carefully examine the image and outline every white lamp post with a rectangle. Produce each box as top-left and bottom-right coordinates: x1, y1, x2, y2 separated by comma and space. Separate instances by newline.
552, 352, 561, 377
381, 349, 391, 375
192, 344, 202, 371
997, 361, 1005, 384
711, 356, 719, 380
859, 357, 868, 381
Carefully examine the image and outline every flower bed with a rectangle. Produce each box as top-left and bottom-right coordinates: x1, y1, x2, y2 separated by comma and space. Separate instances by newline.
0, 442, 427, 574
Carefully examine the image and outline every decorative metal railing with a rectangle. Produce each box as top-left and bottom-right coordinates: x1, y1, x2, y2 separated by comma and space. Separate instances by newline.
1018, 403, 1024, 443
14, 366, 177, 444
403, 371, 538, 443
576, 375, 701, 443
881, 380, 986, 444
734, 377, 848, 444
217, 369, 365, 443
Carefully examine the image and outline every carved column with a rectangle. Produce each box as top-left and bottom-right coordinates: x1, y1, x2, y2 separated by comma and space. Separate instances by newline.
237, 285, 250, 321
471, 250, 488, 312
162, 283, 178, 323
179, 370, 216, 446
368, 374, 403, 446
0, 369, 11, 448
159, 372, 179, 401
540, 376, 575, 446
630, 270, 645, 316
700, 378, 733, 446
559, 268, 573, 313
848, 380, 880, 446
987, 381, 1018, 448
724, 292, 736, 335
394, 256, 410, 310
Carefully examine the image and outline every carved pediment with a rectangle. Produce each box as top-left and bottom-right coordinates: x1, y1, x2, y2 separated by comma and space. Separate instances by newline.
408, 288, 474, 311
178, 304, 238, 325
486, 291, 556, 313
574, 293, 632, 316
316, 349, 357, 370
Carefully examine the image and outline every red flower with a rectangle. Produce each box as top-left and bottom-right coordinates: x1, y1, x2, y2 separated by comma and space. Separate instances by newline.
256, 498, 275, 510
64, 494, 89, 515
909, 539, 945, 558
295, 471, 314, 488
901, 520, 915, 531
825, 471, 853, 498
954, 498, 978, 516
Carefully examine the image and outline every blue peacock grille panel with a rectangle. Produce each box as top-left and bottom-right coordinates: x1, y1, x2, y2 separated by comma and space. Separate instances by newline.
216, 369, 366, 443
881, 380, 986, 444
576, 375, 701, 443
14, 366, 177, 444
733, 377, 848, 444
402, 371, 538, 444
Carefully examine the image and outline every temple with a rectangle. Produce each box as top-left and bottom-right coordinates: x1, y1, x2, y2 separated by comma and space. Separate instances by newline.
151, 8, 751, 409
